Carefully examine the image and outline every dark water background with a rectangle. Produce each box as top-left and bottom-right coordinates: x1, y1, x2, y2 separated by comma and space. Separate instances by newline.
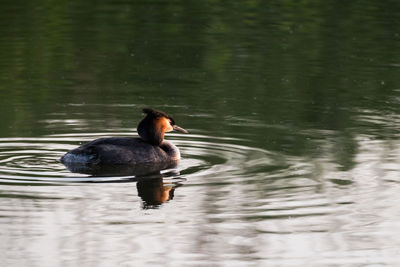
1, 0, 400, 265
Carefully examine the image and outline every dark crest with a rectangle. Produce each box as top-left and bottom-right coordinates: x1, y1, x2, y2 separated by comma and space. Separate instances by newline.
142, 108, 175, 125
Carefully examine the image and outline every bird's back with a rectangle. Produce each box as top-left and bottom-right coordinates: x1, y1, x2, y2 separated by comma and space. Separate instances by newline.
60, 137, 180, 165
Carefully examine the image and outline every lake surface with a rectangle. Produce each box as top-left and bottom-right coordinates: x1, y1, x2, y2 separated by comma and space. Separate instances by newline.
1, 0, 400, 265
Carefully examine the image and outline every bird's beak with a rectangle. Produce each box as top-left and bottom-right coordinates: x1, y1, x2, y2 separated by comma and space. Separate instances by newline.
173, 125, 189, 134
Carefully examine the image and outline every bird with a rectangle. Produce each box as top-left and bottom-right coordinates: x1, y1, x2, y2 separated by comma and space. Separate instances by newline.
60, 108, 188, 166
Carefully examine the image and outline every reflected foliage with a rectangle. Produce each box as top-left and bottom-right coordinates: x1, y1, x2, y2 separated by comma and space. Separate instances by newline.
1, 0, 400, 170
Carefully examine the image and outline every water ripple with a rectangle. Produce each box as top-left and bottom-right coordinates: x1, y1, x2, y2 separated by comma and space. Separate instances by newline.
0, 133, 307, 186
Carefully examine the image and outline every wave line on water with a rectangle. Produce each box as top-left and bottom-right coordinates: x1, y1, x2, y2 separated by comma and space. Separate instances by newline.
0, 133, 310, 187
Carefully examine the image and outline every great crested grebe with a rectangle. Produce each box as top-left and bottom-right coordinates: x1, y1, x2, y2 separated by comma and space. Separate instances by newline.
60, 108, 188, 165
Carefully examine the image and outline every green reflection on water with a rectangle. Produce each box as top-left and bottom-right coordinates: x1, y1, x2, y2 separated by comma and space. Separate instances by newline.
0, 0, 399, 161
1, 2, 400, 265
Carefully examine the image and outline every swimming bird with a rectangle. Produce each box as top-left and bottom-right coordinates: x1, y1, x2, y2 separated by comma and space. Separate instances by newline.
60, 108, 188, 165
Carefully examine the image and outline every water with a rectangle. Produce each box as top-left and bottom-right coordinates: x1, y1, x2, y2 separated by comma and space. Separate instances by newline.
2, 0, 400, 265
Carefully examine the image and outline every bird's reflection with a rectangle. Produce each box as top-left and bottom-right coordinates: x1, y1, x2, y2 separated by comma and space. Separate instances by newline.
62, 161, 183, 209
137, 175, 181, 209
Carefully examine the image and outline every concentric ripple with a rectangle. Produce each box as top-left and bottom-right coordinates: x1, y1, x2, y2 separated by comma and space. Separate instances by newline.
0, 132, 310, 185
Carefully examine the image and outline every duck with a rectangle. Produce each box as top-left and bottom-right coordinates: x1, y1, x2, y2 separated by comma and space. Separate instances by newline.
60, 108, 188, 165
